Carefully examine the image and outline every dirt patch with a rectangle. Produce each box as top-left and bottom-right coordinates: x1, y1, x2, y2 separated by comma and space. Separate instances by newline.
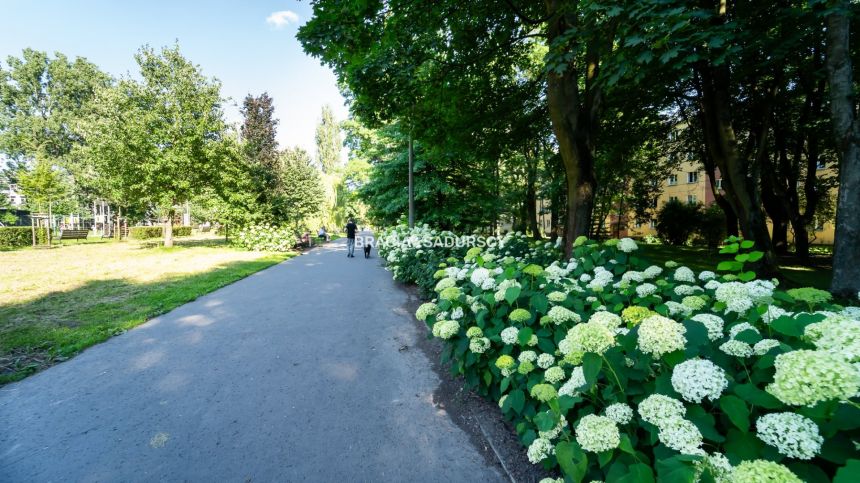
399, 282, 552, 483
0, 346, 66, 380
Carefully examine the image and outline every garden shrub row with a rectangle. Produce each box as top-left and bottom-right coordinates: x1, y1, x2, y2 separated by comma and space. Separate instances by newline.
128, 226, 192, 239
0, 226, 47, 248
378, 225, 860, 482
232, 224, 296, 252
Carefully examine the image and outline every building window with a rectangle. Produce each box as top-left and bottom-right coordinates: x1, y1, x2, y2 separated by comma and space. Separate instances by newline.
687, 194, 697, 204
816, 160, 826, 170
668, 174, 678, 186
687, 171, 698, 184
715, 178, 722, 189
634, 220, 643, 228
669, 196, 679, 202
650, 219, 656, 228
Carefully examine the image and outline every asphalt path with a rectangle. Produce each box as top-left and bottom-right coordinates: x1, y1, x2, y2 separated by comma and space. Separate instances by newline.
0, 234, 504, 482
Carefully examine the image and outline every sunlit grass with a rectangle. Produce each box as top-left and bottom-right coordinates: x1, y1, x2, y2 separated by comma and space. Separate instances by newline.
0, 234, 294, 384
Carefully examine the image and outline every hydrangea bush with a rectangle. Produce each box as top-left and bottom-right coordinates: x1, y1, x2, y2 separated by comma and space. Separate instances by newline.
232, 224, 296, 251
383, 225, 860, 482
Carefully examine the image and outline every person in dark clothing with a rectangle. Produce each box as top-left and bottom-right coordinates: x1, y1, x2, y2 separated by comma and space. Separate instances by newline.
345, 219, 358, 257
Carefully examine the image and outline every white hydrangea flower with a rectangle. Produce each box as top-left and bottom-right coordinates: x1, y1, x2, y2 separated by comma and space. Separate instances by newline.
674, 267, 696, 283
527, 437, 554, 464
756, 412, 823, 460
481, 277, 497, 291
745, 279, 775, 303
643, 265, 663, 279
805, 316, 860, 362
518, 350, 537, 363
547, 306, 581, 325
636, 283, 658, 298
545, 366, 566, 384
637, 315, 687, 358
575, 415, 620, 453
658, 418, 705, 455
715, 281, 754, 314
538, 419, 568, 441
470, 267, 490, 286
589, 311, 623, 330
580, 273, 592, 283
691, 313, 725, 341
432, 320, 459, 339
696, 452, 733, 483
605, 403, 634, 425
638, 394, 686, 427
704, 280, 722, 291
500, 327, 519, 345
719, 340, 754, 358
618, 238, 638, 253
547, 291, 567, 303
622, 271, 645, 283
451, 307, 464, 320
699, 271, 716, 281
435, 277, 457, 292
469, 337, 491, 354
753, 339, 780, 355
671, 359, 728, 403
728, 322, 760, 339
674, 285, 701, 296
665, 301, 693, 318
559, 366, 586, 397
537, 353, 556, 369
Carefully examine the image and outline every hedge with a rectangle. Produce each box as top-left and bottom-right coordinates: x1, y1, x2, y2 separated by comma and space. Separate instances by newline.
0, 227, 47, 248
128, 226, 193, 239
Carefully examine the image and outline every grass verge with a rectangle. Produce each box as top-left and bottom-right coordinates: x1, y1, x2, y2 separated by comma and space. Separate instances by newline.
0, 237, 293, 384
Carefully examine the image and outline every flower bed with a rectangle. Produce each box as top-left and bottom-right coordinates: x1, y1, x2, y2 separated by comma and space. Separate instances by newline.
379, 226, 860, 482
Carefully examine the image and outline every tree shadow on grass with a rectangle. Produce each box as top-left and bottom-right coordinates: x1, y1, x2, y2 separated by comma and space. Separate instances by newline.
134, 236, 229, 249
0, 254, 288, 385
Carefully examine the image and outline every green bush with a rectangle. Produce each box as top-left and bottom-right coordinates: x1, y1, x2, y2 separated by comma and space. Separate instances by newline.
382, 225, 860, 482
233, 224, 295, 251
656, 199, 701, 245
129, 226, 192, 239
696, 203, 727, 249
0, 227, 47, 248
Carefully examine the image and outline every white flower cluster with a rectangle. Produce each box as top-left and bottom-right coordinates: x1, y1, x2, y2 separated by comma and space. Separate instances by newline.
547, 305, 580, 325
575, 414, 621, 453
715, 281, 754, 314
559, 366, 586, 397
805, 315, 860, 362
527, 437, 554, 464
431, 320, 459, 339
500, 327, 519, 345
618, 237, 638, 253
638, 394, 686, 427
589, 311, 623, 331
691, 313, 725, 341
537, 353, 555, 369
673, 266, 696, 283
636, 283, 658, 298
604, 403, 634, 425
756, 412, 823, 460
637, 315, 687, 358
638, 394, 703, 455
671, 359, 728, 403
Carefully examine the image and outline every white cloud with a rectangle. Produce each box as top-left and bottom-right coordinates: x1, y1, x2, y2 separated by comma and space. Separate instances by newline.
266, 10, 299, 29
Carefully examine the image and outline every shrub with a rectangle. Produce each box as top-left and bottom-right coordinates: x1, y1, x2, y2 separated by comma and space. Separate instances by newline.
0, 227, 47, 248
695, 204, 727, 249
232, 224, 295, 251
656, 199, 701, 245
129, 226, 192, 239
382, 224, 860, 482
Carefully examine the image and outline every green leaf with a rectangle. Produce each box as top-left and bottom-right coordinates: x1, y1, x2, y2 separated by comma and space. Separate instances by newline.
719, 395, 750, 432
534, 410, 558, 432
507, 389, 525, 414
740, 240, 755, 249
504, 285, 521, 305
734, 253, 749, 263
598, 449, 614, 467
538, 337, 556, 354
834, 460, 860, 483
719, 244, 739, 254
530, 293, 548, 314
770, 316, 805, 337
483, 370, 492, 386
724, 428, 762, 462
687, 405, 725, 443
556, 441, 588, 482
716, 261, 741, 272
656, 455, 698, 483
518, 327, 533, 345
733, 384, 782, 409
747, 251, 764, 262
582, 352, 603, 389
619, 434, 636, 454
737, 271, 756, 282
618, 463, 655, 483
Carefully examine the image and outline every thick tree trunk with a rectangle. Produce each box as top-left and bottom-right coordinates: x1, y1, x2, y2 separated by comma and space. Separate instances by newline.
407, 130, 415, 228
164, 209, 175, 248
826, 3, 860, 297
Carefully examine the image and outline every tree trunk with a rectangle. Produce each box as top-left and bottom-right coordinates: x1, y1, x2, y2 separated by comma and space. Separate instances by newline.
545, 1, 602, 257
164, 209, 175, 248
825, 2, 860, 297
407, 129, 415, 228
526, 154, 541, 240
47, 201, 53, 247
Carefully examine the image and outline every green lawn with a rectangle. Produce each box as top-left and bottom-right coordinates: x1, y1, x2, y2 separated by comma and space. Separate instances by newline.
636, 244, 833, 290
0, 235, 294, 384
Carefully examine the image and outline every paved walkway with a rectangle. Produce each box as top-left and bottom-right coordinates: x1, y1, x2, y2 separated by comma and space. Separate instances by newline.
0, 235, 504, 482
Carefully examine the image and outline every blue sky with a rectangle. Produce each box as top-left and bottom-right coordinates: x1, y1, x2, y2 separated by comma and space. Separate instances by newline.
0, 0, 348, 157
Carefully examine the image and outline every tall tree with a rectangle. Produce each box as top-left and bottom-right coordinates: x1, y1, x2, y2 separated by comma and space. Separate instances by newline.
315, 104, 342, 173
240, 92, 280, 216
0, 49, 110, 167
825, 0, 860, 297
17, 160, 68, 245
276, 147, 326, 230
78, 44, 229, 247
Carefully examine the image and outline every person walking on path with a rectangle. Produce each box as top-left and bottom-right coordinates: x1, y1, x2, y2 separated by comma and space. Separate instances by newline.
345, 218, 358, 257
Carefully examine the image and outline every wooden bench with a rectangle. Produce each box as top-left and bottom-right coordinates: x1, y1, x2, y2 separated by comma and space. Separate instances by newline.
59, 229, 89, 242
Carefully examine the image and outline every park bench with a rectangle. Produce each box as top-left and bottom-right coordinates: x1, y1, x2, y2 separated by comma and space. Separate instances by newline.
59, 229, 89, 242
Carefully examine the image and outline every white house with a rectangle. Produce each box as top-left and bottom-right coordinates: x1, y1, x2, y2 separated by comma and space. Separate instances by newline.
2, 184, 25, 207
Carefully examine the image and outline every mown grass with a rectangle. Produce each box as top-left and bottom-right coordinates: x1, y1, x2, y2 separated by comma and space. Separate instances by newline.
0, 236, 294, 384
636, 244, 833, 290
